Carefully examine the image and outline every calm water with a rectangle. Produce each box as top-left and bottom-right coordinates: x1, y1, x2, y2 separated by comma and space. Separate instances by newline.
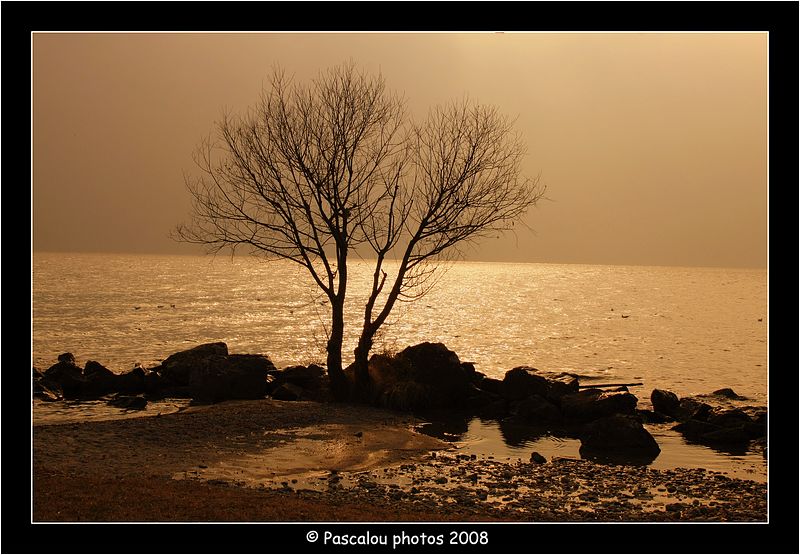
32, 252, 768, 479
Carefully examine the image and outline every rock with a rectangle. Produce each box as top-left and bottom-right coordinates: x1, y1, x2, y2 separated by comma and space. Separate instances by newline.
475, 376, 502, 395
189, 355, 272, 403
561, 389, 638, 421
108, 394, 147, 410
143, 369, 162, 394
395, 342, 472, 401
700, 426, 755, 444
159, 342, 229, 386
651, 389, 680, 417
43, 360, 86, 398
499, 367, 549, 401
117, 367, 146, 394
57, 352, 76, 365
380, 382, 435, 411
677, 398, 713, 422
530, 451, 547, 464
513, 394, 562, 422
460, 362, 479, 383
478, 397, 509, 419
365, 343, 473, 410
579, 415, 660, 455
708, 408, 752, 428
81, 361, 119, 398
456, 385, 500, 411
535, 371, 580, 403
274, 364, 325, 390
271, 382, 306, 401
672, 419, 721, 438
708, 388, 747, 400
636, 409, 673, 424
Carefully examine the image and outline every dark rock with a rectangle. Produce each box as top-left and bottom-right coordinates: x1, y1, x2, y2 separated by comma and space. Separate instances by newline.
637, 409, 673, 424
57, 353, 76, 365
460, 362, 478, 382
43, 360, 86, 398
271, 382, 306, 401
228, 353, 277, 375
700, 425, 757, 444
514, 394, 562, 422
708, 408, 752, 428
117, 367, 146, 394
143, 369, 162, 394
530, 451, 547, 464
475, 376, 502, 395
535, 371, 580, 403
275, 364, 325, 390
395, 342, 472, 400
677, 398, 713, 422
499, 367, 549, 401
380, 382, 435, 411
156, 386, 192, 398
478, 397, 509, 419
561, 389, 638, 421
160, 342, 229, 386
651, 389, 680, 417
84, 360, 112, 377
672, 419, 721, 438
579, 415, 661, 455
365, 343, 473, 410
189, 355, 272, 403
709, 388, 747, 400
456, 385, 500, 411
82, 361, 119, 398
108, 394, 147, 410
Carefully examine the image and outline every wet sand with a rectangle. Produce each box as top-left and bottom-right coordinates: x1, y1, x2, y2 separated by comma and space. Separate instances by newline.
33, 399, 766, 522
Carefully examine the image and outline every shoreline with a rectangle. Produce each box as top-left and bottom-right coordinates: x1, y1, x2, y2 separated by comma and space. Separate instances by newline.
33, 398, 766, 522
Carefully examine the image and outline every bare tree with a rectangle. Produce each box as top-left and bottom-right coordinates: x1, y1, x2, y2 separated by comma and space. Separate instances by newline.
176, 63, 545, 401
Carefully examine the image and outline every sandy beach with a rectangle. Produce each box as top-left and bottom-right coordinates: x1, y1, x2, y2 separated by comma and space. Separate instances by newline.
33, 398, 766, 522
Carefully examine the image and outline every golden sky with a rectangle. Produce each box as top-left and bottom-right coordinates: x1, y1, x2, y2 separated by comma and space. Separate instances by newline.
32, 32, 767, 267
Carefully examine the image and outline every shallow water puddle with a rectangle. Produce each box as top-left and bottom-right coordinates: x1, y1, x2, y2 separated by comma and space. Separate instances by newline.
172, 423, 447, 491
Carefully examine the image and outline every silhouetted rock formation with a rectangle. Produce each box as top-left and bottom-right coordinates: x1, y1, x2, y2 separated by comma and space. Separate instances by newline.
580, 415, 661, 458
650, 388, 766, 448
560, 389, 638, 421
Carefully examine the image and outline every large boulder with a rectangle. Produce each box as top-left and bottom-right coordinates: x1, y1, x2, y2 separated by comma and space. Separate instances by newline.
579, 415, 661, 456
499, 367, 550, 401
189, 354, 273, 403
513, 394, 562, 423
160, 342, 229, 386
364, 343, 474, 410
651, 389, 680, 417
561, 389, 638, 421
43, 357, 86, 398
499, 367, 579, 404
81, 360, 118, 398
117, 367, 146, 394
273, 364, 325, 390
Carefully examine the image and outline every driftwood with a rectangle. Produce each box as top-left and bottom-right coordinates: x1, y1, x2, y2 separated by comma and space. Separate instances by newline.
578, 382, 643, 389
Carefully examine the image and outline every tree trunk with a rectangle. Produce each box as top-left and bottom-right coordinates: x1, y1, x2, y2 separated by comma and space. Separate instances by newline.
351, 331, 374, 402
326, 298, 350, 401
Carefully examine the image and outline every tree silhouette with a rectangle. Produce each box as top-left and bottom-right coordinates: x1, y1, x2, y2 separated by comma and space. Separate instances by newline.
176, 63, 545, 401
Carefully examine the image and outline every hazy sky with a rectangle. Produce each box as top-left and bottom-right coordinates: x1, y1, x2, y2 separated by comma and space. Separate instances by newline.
32, 32, 767, 268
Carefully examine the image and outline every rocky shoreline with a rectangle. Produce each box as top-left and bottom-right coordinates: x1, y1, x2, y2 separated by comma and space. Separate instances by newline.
33, 398, 766, 522
34, 341, 768, 461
